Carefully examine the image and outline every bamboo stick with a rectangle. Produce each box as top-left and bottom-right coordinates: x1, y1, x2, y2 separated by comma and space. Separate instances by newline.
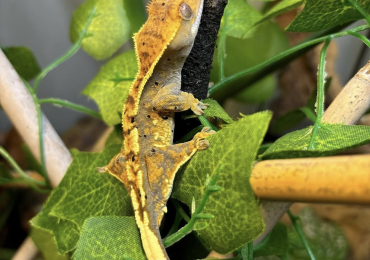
0, 49, 72, 188
251, 154, 370, 204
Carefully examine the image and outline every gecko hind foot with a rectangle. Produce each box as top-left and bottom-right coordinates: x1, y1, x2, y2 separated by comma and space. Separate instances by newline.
193, 127, 215, 150
192, 101, 209, 115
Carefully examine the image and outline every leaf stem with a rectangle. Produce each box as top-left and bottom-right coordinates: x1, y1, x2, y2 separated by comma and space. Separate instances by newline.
218, 30, 227, 81
38, 98, 102, 119
199, 115, 218, 131
348, 31, 370, 47
309, 39, 331, 149
287, 210, 316, 260
347, 0, 370, 26
0, 146, 45, 186
248, 241, 253, 260
163, 167, 223, 248
209, 25, 369, 99
22, 79, 50, 186
33, 6, 97, 93
171, 199, 191, 223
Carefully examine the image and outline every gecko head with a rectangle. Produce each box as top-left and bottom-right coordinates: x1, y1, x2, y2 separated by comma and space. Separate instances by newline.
168, 0, 204, 52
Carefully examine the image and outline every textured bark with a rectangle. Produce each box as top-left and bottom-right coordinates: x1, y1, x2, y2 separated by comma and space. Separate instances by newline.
175, 0, 228, 140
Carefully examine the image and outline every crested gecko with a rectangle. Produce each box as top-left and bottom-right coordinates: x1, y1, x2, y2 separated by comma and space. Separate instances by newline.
98, 0, 213, 259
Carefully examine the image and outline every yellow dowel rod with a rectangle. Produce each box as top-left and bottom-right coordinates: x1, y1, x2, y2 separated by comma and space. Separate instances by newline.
251, 154, 370, 204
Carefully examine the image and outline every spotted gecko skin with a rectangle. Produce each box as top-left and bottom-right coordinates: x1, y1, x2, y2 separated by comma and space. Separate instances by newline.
98, 0, 213, 259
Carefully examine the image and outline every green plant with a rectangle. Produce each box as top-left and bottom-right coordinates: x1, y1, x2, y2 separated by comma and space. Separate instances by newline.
1, 0, 370, 259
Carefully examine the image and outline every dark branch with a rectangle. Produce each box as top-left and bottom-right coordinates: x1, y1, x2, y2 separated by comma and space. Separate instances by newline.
175, 0, 228, 140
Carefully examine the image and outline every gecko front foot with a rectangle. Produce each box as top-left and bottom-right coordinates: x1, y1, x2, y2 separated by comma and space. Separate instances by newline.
193, 127, 216, 150
191, 101, 209, 115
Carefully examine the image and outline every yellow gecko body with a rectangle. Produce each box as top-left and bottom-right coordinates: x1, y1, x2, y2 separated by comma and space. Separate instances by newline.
99, 1, 212, 259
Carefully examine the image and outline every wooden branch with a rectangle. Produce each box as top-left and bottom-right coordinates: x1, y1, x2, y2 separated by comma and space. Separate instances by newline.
11, 237, 38, 260
0, 49, 72, 188
251, 154, 370, 204
254, 60, 370, 245
0, 49, 72, 260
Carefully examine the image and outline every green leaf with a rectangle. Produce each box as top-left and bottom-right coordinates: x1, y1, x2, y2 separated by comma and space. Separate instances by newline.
70, 0, 130, 60
288, 207, 348, 260
31, 227, 69, 260
222, 0, 262, 39
74, 216, 146, 260
50, 145, 133, 228
286, 0, 370, 32
211, 22, 289, 102
187, 99, 233, 123
235, 75, 275, 104
83, 50, 137, 125
123, 0, 147, 34
261, 124, 370, 160
257, 0, 304, 25
31, 166, 82, 254
31, 144, 133, 254
254, 223, 289, 257
2, 47, 41, 81
173, 111, 272, 253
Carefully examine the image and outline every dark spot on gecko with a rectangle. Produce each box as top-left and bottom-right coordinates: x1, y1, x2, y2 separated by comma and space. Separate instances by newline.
174, 106, 178, 110
162, 116, 168, 120
144, 135, 147, 138
126, 95, 135, 106
153, 107, 157, 111
155, 82, 159, 85
145, 195, 148, 199
167, 58, 171, 61
141, 52, 149, 59
151, 148, 156, 153
131, 117, 135, 123
132, 155, 135, 162
147, 115, 151, 118
162, 18, 165, 21
142, 42, 145, 46
162, 2, 165, 6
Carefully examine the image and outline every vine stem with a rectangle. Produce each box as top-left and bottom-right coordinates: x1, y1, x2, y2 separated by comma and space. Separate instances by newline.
209, 24, 369, 98
287, 210, 316, 260
218, 29, 227, 81
38, 98, 102, 119
247, 241, 253, 260
163, 167, 222, 248
0, 146, 45, 186
347, 0, 370, 26
33, 6, 97, 93
348, 31, 370, 47
309, 39, 331, 149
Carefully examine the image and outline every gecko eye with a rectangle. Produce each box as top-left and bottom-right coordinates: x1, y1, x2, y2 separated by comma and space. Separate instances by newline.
179, 2, 193, 20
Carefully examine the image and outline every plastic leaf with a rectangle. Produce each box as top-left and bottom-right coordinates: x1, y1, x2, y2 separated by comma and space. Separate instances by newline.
287, 0, 370, 32
74, 217, 146, 260
261, 124, 370, 160
70, 0, 130, 60
83, 50, 137, 125
173, 111, 272, 253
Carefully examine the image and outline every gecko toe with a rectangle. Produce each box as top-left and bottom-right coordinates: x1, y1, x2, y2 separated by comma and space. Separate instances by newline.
97, 166, 107, 173
196, 139, 210, 150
